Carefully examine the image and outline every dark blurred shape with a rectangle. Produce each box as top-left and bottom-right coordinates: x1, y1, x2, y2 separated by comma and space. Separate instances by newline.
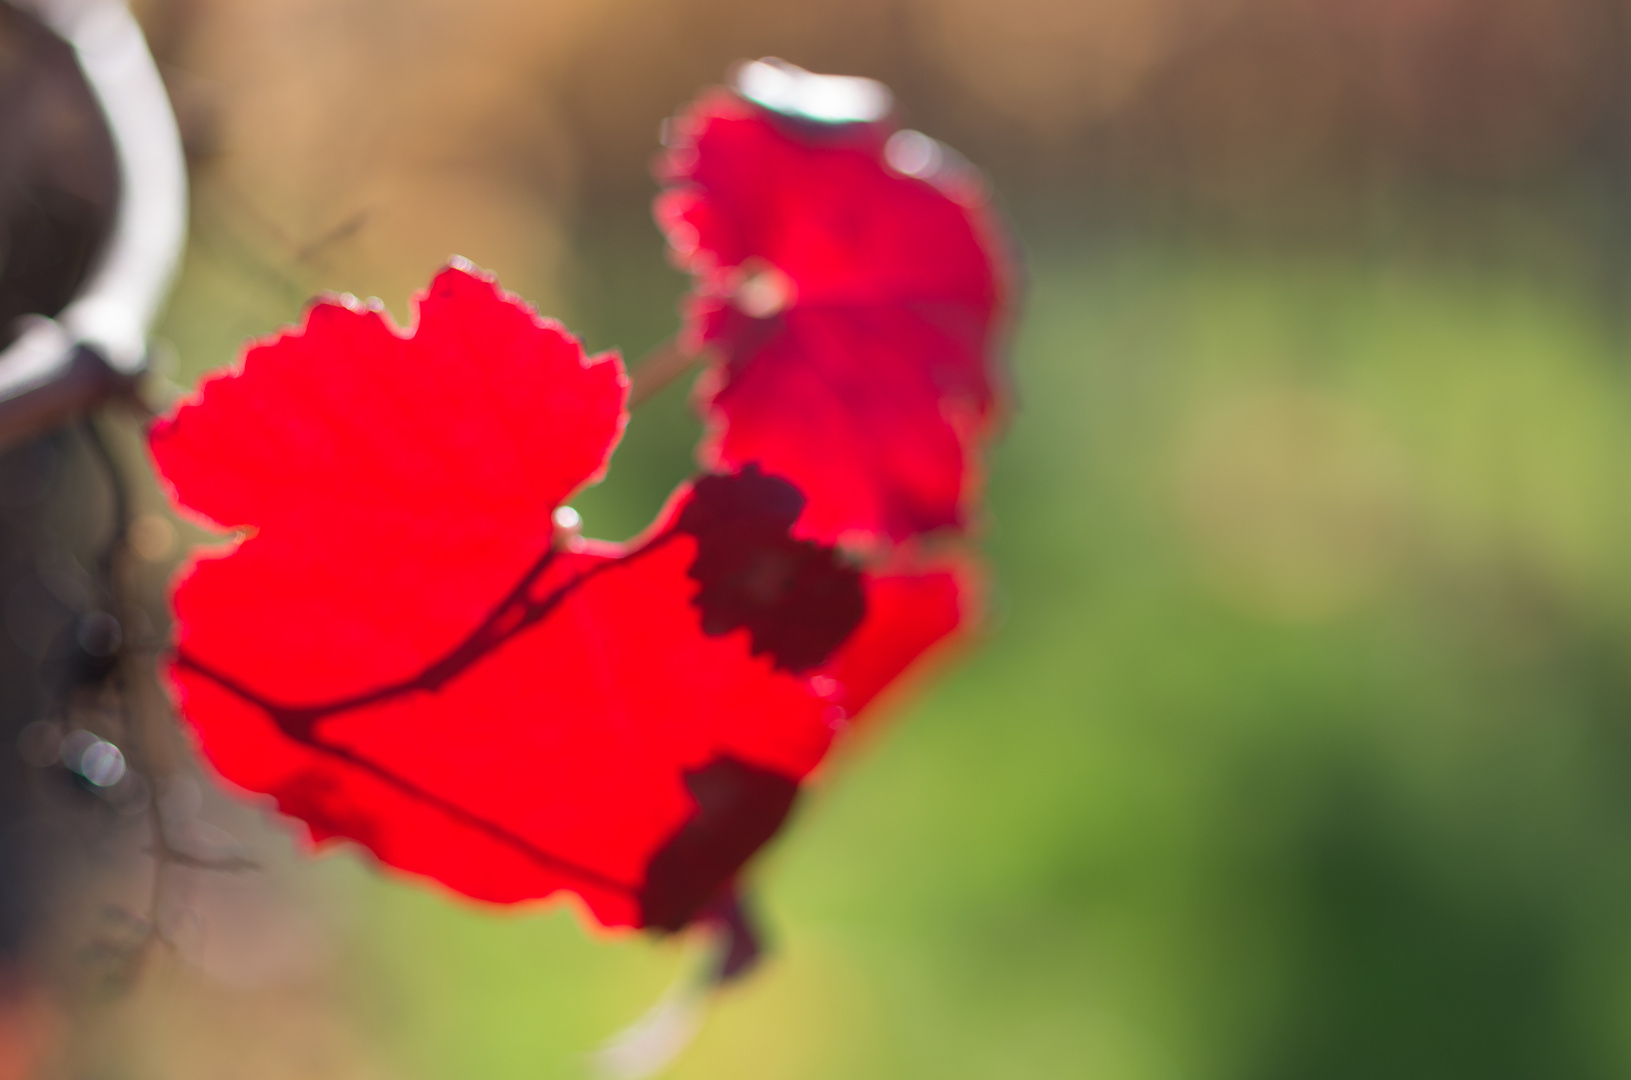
679, 467, 866, 673
703, 889, 764, 983
0, 344, 138, 456
0, 431, 83, 977
0, 440, 57, 975
637, 756, 798, 932
0, 1, 122, 983
0, 1, 118, 349
41, 607, 121, 700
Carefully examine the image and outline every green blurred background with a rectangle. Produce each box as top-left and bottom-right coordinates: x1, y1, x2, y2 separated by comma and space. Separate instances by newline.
84, 0, 1631, 1076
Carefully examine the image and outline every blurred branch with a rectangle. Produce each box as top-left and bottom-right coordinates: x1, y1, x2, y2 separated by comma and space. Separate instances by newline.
80, 411, 254, 991
0, 342, 139, 451
295, 210, 369, 264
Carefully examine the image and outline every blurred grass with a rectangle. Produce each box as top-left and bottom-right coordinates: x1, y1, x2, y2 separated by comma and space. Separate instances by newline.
150, 209, 1631, 1079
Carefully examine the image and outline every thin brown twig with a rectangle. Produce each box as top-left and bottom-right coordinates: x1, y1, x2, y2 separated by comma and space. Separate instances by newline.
294, 210, 370, 264
140, 848, 258, 873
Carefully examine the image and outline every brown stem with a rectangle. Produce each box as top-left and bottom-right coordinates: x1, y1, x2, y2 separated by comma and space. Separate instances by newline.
627, 338, 707, 409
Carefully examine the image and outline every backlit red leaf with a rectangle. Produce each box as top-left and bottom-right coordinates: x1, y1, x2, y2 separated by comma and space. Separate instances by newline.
150, 264, 967, 930
656, 65, 1014, 547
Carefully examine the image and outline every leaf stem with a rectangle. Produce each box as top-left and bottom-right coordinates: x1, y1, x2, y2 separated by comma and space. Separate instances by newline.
627, 339, 707, 409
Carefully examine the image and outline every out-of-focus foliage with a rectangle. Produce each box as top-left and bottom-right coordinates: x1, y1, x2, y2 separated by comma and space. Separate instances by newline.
136, 0, 1630, 347
37, 0, 1631, 1076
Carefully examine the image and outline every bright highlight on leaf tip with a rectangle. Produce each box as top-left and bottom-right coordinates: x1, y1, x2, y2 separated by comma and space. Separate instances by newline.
733, 57, 891, 125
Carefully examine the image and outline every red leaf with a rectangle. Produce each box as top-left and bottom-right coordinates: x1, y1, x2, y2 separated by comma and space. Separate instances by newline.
148, 263, 629, 703
149, 263, 966, 930
656, 65, 1015, 547
824, 565, 973, 719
